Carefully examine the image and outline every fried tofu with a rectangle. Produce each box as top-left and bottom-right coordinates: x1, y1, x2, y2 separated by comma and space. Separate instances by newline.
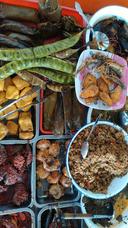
4, 104, 18, 120
16, 87, 33, 112
4, 78, 14, 91
19, 131, 34, 139
18, 111, 33, 132
99, 92, 113, 106
97, 77, 109, 93
0, 80, 4, 91
0, 91, 7, 105
80, 84, 99, 99
0, 122, 8, 140
6, 85, 19, 99
83, 73, 97, 88
12, 75, 30, 91
7, 121, 18, 135
110, 86, 122, 104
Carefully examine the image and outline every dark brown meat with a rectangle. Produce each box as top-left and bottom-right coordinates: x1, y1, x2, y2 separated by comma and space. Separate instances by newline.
12, 183, 29, 206
0, 145, 7, 165
13, 154, 25, 171
5, 166, 21, 185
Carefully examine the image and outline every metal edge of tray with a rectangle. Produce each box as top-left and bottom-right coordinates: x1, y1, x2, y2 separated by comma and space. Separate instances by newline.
0, 207, 35, 228
37, 202, 84, 228
87, 108, 93, 124
32, 135, 80, 208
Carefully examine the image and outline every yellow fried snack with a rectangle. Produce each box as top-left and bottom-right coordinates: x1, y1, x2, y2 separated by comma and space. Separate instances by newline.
80, 84, 99, 99
4, 104, 18, 120
12, 75, 30, 91
0, 91, 7, 105
18, 111, 33, 132
6, 85, 19, 99
101, 75, 112, 87
0, 122, 8, 140
16, 87, 33, 112
99, 91, 113, 106
4, 78, 14, 91
0, 80, 4, 91
19, 131, 34, 139
7, 121, 18, 135
83, 73, 97, 88
110, 85, 122, 104
85, 96, 97, 104
97, 77, 109, 93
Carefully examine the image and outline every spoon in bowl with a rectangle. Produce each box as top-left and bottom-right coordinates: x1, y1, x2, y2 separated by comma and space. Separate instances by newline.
81, 114, 102, 159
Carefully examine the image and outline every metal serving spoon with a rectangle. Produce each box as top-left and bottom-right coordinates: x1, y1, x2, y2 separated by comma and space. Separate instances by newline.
81, 114, 102, 159
75, 2, 109, 51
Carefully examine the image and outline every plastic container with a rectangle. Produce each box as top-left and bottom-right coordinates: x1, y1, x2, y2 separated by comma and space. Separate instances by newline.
66, 121, 128, 199
33, 136, 80, 208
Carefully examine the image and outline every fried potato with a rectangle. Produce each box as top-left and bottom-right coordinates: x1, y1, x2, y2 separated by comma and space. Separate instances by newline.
12, 75, 30, 91
0, 122, 8, 140
97, 77, 109, 93
4, 104, 18, 120
85, 96, 97, 104
7, 121, 18, 135
0, 91, 7, 105
16, 87, 33, 112
18, 111, 33, 132
110, 86, 122, 104
101, 75, 113, 87
19, 131, 34, 139
80, 84, 99, 99
4, 78, 14, 91
83, 73, 97, 88
6, 85, 19, 99
0, 80, 4, 91
99, 92, 113, 106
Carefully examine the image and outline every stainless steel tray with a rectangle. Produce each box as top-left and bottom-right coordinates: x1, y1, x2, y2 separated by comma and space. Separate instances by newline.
33, 136, 80, 208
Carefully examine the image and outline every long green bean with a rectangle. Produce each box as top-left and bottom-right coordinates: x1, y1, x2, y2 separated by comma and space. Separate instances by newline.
0, 31, 83, 61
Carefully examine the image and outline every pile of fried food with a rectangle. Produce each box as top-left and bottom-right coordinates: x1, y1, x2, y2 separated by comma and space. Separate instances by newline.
36, 139, 71, 200
0, 75, 36, 140
79, 54, 124, 106
0, 212, 32, 228
0, 144, 32, 206
69, 125, 128, 193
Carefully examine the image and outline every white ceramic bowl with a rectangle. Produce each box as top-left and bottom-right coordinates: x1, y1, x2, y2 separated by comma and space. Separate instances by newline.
66, 121, 128, 199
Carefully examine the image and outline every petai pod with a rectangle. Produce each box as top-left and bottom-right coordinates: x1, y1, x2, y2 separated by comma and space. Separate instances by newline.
0, 31, 83, 61
0, 56, 75, 79
28, 67, 74, 84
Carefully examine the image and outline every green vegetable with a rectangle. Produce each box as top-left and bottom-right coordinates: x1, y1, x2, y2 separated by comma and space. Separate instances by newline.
0, 56, 75, 79
0, 31, 83, 61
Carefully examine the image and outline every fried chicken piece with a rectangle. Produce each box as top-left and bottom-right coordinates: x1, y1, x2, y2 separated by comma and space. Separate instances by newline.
4, 104, 18, 120
37, 164, 50, 179
7, 121, 18, 135
0, 122, 8, 140
5, 166, 21, 185
59, 175, 71, 188
47, 171, 60, 184
85, 96, 97, 104
13, 154, 25, 171
18, 112, 33, 132
110, 86, 122, 104
82, 73, 97, 88
6, 85, 19, 99
97, 77, 109, 93
0, 145, 7, 165
80, 84, 99, 99
37, 149, 50, 161
19, 131, 34, 140
49, 184, 64, 199
99, 91, 113, 106
12, 183, 29, 206
0, 80, 4, 91
0, 91, 7, 105
12, 75, 30, 91
49, 142, 60, 157
42, 158, 60, 172
37, 139, 51, 150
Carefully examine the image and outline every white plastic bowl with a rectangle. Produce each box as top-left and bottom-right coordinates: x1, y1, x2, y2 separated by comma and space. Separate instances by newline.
66, 121, 128, 199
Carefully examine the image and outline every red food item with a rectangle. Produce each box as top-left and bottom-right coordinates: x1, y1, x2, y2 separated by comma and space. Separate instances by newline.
13, 154, 25, 171
5, 145, 23, 156
5, 166, 21, 185
0, 217, 16, 228
0, 184, 8, 193
22, 145, 32, 166
0, 165, 6, 181
12, 183, 29, 206
0, 145, 7, 165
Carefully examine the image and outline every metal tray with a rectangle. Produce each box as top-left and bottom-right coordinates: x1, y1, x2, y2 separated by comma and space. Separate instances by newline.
33, 136, 80, 208
0, 208, 35, 228
37, 202, 86, 228
0, 142, 34, 211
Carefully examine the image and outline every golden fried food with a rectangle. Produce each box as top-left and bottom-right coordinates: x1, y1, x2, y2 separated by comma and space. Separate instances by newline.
42, 158, 60, 172
18, 112, 33, 132
62, 167, 68, 177
4, 104, 18, 120
47, 171, 60, 184
12, 75, 30, 91
49, 142, 60, 157
4, 78, 14, 91
80, 85, 99, 99
83, 73, 97, 88
0, 80, 4, 91
59, 175, 71, 188
0, 91, 7, 105
114, 194, 128, 218
6, 85, 19, 100
19, 131, 34, 139
7, 121, 18, 135
16, 87, 33, 112
110, 86, 122, 104
37, 139, 51, 150
49, 184, 64, 199
99, 91, 113, 106
97, 77, 109, 93
37, 149, 50, 161
0, 122, 8, 140
85, 96, 97, 104
37, 164, 50, 179
101, 75, 112, 87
